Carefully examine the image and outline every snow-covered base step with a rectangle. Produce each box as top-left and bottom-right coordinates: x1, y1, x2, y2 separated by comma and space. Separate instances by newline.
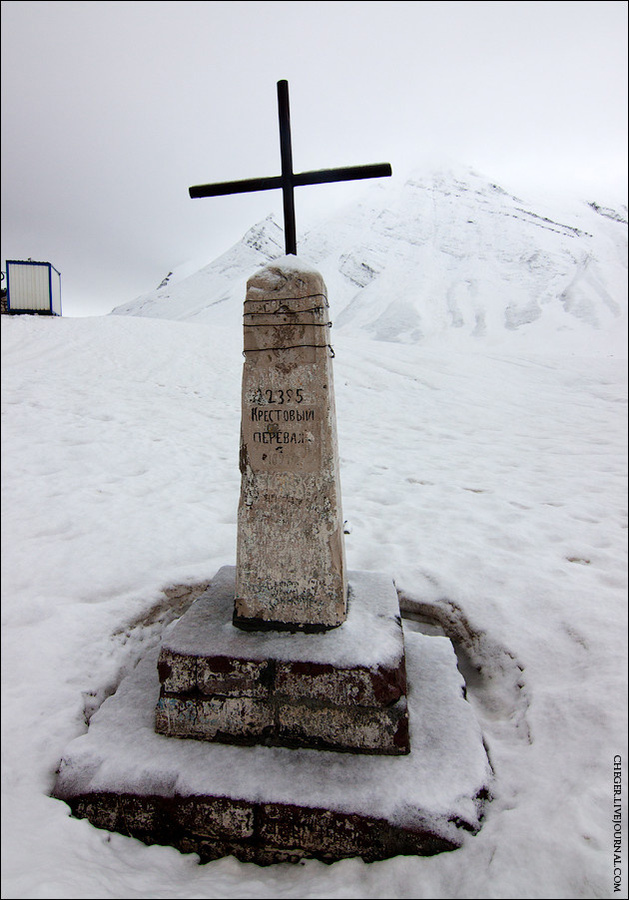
52, 598, 492, 864
156, 567, 410, 755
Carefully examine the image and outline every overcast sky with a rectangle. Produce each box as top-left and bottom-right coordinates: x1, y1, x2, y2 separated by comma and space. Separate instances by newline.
1, 1, 627, 316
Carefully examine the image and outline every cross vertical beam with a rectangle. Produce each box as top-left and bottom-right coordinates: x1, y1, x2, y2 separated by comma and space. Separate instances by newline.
189, 80, 392, 256
277, 80, 297, 256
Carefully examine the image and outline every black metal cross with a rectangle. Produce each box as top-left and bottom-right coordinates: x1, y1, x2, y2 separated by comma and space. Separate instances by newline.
189, 80, 392, 256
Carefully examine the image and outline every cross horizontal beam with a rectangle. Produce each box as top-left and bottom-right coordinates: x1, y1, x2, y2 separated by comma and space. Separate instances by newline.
189, 163, 392, 199
189, 80, 392, 255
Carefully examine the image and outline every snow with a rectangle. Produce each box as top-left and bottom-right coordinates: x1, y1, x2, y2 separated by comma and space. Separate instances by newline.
112, 167, 628, 358
253, 254, 325, 278
1, 168, 627, 897
159, 567, 405, 667
52, 628, 489, 842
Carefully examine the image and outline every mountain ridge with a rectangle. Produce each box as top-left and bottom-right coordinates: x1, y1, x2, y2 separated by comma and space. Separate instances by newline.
111, 166, 627, 354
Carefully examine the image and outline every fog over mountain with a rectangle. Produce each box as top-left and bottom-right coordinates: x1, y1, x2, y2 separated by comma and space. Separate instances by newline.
112, 167, 628, 355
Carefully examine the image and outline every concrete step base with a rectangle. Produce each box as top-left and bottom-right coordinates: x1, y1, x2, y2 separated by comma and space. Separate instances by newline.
156, 567, 410, 754
52, 586, 492, 864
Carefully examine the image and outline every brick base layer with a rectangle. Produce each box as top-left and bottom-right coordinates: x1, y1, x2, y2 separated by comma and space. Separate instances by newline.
67, 791, 465, 864
52, 590, 492, 865
155, 567, 410, 754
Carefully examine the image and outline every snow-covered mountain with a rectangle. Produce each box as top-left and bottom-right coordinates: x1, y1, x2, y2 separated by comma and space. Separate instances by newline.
112, 166, 628, 355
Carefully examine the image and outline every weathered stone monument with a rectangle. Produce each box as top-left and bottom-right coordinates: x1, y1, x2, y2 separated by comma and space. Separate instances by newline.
234, 260, 347, 632
151, 80, 410, 755
154, 256, 410, 756
52, 81, 491, 864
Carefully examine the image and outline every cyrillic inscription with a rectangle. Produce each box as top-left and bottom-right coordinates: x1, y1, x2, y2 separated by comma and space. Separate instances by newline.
252, 430, 311, 445
251, 407, 315, 423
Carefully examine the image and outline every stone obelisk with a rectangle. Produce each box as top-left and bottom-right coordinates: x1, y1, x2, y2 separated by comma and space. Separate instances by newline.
234, 257, 347, 631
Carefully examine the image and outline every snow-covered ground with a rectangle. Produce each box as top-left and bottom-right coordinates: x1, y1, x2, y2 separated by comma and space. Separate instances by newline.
1, 302, 626, 897
2, 167, 627, 898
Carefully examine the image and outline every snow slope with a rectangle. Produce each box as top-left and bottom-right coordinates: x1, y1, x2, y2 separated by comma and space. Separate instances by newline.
1, 309, 626, 899
112, 167, 628, 356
